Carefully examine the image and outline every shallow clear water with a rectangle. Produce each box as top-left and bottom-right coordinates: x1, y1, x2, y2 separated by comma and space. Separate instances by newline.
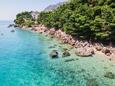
0, 21, 115, 86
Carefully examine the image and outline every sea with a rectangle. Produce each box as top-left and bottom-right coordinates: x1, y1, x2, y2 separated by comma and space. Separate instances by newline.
0, 21, 115, 86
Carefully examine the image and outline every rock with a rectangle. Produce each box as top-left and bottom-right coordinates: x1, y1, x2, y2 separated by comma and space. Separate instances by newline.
22, 26, 28, 29
62, 51, 71, 57
8, 24, 12, 28
88, 48, 95, 54
83, 41, 89, 47
102, 47, 111, 54
70, 39, 76, 46
63, 48, 68, 51
48, 46, 55, 49
31, 28, 37, 31
11, 30, 15, 32
64, 59, 75, 62
75, 47, 94, 57
104, 72, 115, 79
50, 36, 54, 38
1, 33, 3, 36
49, 28, 55, 35
14, 24, 19, 28
87, 79, 98, 86
106, 53, 111, 56
8, 24, 15, 28
95, 46, 102, 51
102, 47, 111, 56
49, 50, 58, 58
62, 39, 68, 43
110, 48, 115, 54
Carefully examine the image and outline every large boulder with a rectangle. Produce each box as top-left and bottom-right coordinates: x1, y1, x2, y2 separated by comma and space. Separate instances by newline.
11, 30, 15, 32
87, 79, 98, 86
49, 50, 58, 58
62, 51, 71, 57
75, 47, 94, 57
87, 48, 95, 54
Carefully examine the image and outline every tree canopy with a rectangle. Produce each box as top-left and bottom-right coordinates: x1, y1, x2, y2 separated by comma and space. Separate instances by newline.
14, 11, 34, 27
37, 0, 115, 43
15, 0, 115, 43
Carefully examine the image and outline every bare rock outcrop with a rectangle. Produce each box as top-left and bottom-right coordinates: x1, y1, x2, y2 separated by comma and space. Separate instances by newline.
49, 28, 55, 35
75, 47, 94, 57
31, 24, 115, 59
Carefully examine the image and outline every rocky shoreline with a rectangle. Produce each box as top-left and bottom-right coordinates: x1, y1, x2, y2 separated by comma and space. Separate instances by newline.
14, 24, 115, 60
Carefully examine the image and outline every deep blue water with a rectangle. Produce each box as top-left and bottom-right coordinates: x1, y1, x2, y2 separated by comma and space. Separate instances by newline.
0, 21, 115, 86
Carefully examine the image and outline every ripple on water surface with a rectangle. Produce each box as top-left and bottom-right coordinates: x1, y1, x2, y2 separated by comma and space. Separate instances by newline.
0, 21, 115, 86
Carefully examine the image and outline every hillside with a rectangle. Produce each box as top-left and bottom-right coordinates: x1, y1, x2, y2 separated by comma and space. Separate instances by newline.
15, 0, 115, 44
44, 2, 65, 12
37, 0, 115, 44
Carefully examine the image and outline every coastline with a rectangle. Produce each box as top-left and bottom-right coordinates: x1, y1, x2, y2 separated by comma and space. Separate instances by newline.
1, 21, 115, 86
13, 24, 115, 60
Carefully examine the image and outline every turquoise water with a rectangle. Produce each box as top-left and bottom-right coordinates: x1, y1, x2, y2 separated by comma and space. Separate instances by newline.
0, 21, 115, 86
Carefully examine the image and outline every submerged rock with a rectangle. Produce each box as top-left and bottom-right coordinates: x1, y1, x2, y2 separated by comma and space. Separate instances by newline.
104, 72, 115, 79
49, 50, 58, 58
63, 48, 68, 51
11, 30, 15, 32
48, 46, 55, 49
87, 79, 98, 86
8, 24, 15, 28
64, 59, 75, 62
62, 51, 71, 57
48, 44, 57, 49
1, 33, 4, 36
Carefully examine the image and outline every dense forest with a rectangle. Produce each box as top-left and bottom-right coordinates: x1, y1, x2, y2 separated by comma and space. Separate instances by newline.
15, 0, 115, 44
14, 11, 35, 27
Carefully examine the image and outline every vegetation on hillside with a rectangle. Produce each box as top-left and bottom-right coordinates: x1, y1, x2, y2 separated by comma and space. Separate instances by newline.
14, 11, 34, 27
15, 0, 115, 44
